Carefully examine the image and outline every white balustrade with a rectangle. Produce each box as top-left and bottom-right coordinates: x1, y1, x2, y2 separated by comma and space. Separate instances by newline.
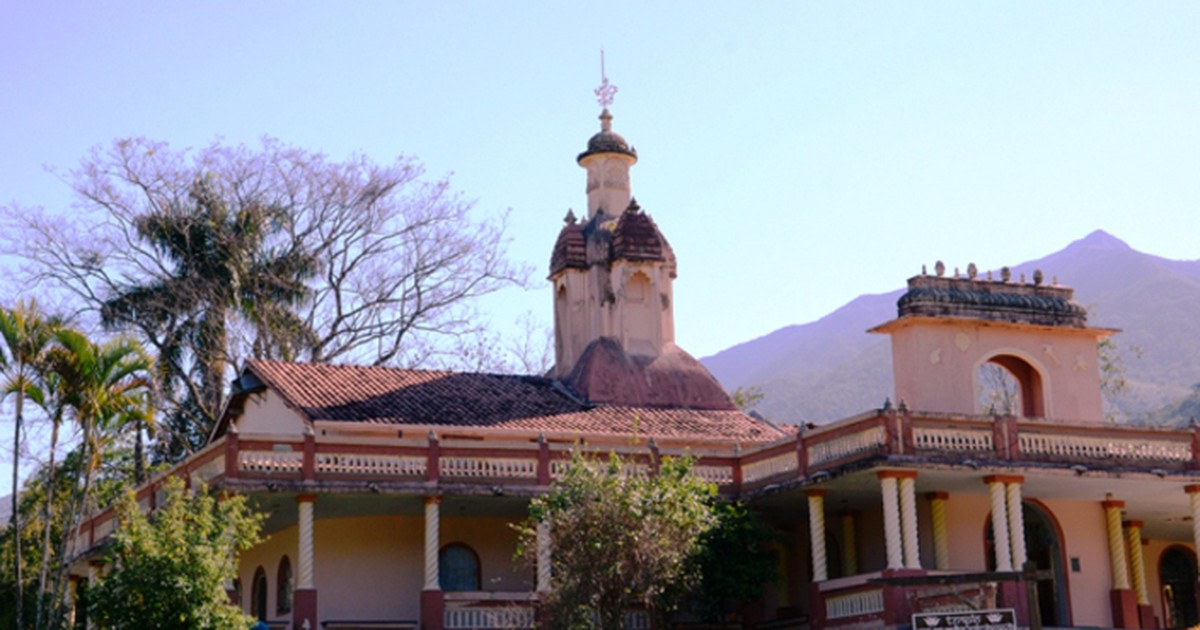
1020, 433, 1190, 462
742, 452, 798, 483
444, 606, 535, 629
441, 457, 537, 478
808, 426, 886, 466
317, 453, 426, 476
693, 465, 734, 484
192, 453, 226, 483
239, 450, 303, 473
914, 426, 993, 452
826, 588, 884, 619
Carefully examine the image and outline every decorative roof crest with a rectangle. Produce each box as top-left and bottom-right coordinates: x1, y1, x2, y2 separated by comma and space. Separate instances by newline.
594, 49, 618, 110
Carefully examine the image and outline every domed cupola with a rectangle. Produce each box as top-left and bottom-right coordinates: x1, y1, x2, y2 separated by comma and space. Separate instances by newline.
549, 210, 587, 277
577, 109, 638, 163
613, 198, 675, 272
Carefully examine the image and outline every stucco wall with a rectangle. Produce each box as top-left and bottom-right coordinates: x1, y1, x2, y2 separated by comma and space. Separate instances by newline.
237, 389, 306, 435
237, 513, 533, 624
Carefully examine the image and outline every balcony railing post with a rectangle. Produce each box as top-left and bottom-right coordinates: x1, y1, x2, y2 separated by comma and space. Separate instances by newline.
224, 426, 239, 480
537, 434, 551, 485
427, 432, 441, 483
992, 414, 1009, 459
796, 432, 808, 478
1191, 420, 1200, 470
1007, 415, 1021, 459
732, 444, 743, 492
899, 404, 914, 454
303, 425, 316, 482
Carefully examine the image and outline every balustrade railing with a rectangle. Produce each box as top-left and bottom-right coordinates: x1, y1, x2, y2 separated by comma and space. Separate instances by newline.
807, 425, 887, 466
317, 453, 426, 476
913, 425, 993, 453
825, 587, 884, 619
1020, 430, 1191, 463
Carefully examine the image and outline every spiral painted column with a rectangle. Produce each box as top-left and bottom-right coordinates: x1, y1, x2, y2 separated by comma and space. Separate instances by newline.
536, 521, 552, 593
1005, 478, 1027, 569
1189, 486, 1200, 560
927, 492, 950, 570
985, 477, 1012, 572
424, 496, 441, 590
898, 473, 921, 569
840, 511, 859, 576
297, 496, 315, 589
1103, 499, 1130, 590
878, 473, 903, 570
807, 490, 828, 581
1124, 520, 1148, 606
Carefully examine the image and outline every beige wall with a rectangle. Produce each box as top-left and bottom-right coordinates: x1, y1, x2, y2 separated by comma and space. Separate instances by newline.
888, 320, 1104, 422
237, 389, 306, 435
237, 513, 533, 624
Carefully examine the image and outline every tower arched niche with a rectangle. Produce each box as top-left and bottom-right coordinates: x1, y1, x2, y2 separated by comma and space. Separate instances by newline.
973, 349, 1049, 418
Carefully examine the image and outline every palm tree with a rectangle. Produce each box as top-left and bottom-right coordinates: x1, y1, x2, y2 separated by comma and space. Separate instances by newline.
46, 329, 154, 617
0, 300, 60, 628
101, 176, 314, 459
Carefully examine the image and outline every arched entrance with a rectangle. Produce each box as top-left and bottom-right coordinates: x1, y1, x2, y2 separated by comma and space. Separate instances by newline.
986, 502, 1068, 625
977, 354, 1045, 417
1159, 546, 1198, 628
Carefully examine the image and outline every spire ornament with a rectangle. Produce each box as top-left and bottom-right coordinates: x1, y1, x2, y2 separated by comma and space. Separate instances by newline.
594, 49, 618, 110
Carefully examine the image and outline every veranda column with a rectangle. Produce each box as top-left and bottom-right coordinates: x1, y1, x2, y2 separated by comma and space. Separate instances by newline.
65, 575, 79, 628
984, 476, 1012, 571
840, 511, 859, 576
898, 472, 921, 569
421, 496, 445, 630
536, 521, 552, 593
294, 494, 318, 629
806, 490, 828, 581
1123, 520, 1148, 605
878, 472, 903, 570
86, 562, 102, 630
1104, 498, 1138, 628
927, 492, 950, 570
1004, 477, 1027, 569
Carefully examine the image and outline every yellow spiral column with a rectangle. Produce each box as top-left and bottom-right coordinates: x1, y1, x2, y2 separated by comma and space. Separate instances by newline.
807, 490, 828, 581
927, 492, 950, 570
878, 472, 904, 570
984, 476, 1012, 572
840, 511, 859, 576
1124, 519, 1148, 606
1103, 499, 1130, 590
898, 473, 921, 569
424, 496, 441, 590
1005, 478, 1027, 569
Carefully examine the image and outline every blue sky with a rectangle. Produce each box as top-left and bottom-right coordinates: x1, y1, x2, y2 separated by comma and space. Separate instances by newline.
3, 3, 1200, 475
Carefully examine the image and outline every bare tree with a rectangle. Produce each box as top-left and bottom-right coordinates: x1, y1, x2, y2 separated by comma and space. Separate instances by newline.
3, 137, 527, 457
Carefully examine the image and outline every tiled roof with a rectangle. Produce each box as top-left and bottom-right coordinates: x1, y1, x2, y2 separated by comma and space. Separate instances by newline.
241, 360, 782, 443
549, 222, 587, 276
612, 200, 674, 265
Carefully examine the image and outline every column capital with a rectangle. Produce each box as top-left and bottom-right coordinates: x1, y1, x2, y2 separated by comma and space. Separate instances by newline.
1102, 499, 1126, 510
1123, 519, 1144, 529
926, 491, 950, 501
424, 495, 442, 506
805, 489, 828, 498
983, 474, 1024, 485
296, 493, 317, 504
878, 469, 918, 480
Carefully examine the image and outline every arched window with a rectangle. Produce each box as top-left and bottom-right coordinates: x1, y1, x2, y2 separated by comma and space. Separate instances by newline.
276, 556, 293, 614
251, 566, 268, 621
439, 543, 481, 591
977, 354, 1045, 417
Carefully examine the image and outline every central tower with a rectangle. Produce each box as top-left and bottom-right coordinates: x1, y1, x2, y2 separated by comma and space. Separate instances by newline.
547, 68, 733, 410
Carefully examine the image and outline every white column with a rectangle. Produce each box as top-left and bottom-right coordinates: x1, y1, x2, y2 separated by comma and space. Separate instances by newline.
1104, 499, 1130, 591
879, 474, 903, 570
986, 478, 1012, 571
66, 576, 78, 627
86, 563, 101, 630
928, 492, 950, 571
899, 474, 921, 569
536, 521, 552, 593
297, 495, 315, 589
807, 490, 828, 581
424, 496, 441, 590
1005, 479, 1027, 569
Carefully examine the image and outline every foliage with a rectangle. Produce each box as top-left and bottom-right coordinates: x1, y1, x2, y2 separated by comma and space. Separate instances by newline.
730, 385, 765, 411
977, 363, 1020, 416
687, 502, 781, 622
4, 136, 527, 459
1099, 337, 1141, 423
516, 451, 717, 629
88, 476, 263, 630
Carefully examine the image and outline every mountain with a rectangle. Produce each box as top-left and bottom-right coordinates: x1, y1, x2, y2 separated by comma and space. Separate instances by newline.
702, 230, 1200, 424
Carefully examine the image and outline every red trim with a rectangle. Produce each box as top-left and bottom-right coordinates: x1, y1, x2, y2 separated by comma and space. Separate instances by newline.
1103, 499, 1126, 510
983, 474, 1025, 485
302, 431, 316, 482
877, 469, 918, 480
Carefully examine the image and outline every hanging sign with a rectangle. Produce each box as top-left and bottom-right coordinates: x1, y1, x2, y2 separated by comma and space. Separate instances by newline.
912, 608, 1017, 630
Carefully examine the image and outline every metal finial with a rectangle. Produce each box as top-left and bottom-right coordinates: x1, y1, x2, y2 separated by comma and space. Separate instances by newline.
921, 264, 927, 275
594, 49, 618, 109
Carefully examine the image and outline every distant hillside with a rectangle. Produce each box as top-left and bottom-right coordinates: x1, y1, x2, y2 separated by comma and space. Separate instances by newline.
702, 230, 1200, 424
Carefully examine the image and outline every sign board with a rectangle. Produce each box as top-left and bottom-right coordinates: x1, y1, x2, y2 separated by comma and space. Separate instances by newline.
912, 608, 1017, 630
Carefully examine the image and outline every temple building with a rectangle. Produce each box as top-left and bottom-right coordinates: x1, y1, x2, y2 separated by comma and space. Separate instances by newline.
66, 93, 1200, 630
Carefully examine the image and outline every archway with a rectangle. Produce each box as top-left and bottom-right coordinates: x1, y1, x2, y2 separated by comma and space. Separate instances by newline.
1159, 546, 1198, 628
977, 354, 1045, 417
986, 502, 1067, 625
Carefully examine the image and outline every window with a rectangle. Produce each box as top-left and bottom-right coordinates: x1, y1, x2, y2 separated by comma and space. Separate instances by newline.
251, 566, 268, 621
277, 556, 293, 614
439, 543, 481, 591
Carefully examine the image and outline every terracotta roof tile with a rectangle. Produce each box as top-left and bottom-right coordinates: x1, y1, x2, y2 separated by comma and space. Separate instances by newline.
242, 360, 781, 443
